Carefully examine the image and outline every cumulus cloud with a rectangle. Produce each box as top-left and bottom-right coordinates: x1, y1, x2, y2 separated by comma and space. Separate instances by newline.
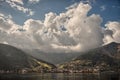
23, 19, 43, 33
0, 13, 18, 32
0, 13, 39, 49
65, 3, 103, 48
22, 2, 104, 52
0, 2, 119, 53
103, 21, 120, 44
6, 0, 34, 16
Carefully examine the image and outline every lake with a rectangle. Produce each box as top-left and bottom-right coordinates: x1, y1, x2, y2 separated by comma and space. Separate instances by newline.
0, 72, 119, 80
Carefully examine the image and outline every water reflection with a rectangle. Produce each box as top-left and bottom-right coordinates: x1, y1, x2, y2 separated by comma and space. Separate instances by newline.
0, 72, 119, 80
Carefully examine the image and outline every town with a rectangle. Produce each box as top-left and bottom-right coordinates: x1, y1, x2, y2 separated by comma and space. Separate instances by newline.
0, 65, 119, 74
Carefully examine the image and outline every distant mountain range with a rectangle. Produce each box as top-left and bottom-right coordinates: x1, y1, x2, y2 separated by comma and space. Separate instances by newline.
24, 49, 80, 65
0, 43, 55, 73
23, 42, 120, 65
59, 42, 120, 71
0, 42, 120, 73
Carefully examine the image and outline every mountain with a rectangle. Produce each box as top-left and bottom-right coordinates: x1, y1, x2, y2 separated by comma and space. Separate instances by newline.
0, 43, 56, 73
75, 42, 120, 60
59, 42, 120, 72
23, 49, 80, 65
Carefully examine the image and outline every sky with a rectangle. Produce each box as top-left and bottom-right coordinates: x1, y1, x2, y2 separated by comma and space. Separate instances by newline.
0, 0, 120, 53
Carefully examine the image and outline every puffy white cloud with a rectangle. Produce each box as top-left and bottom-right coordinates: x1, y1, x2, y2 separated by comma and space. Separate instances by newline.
0, 13, 18, 33
104, 21, 120, 44
22, 2, 104, 52
51, 3, 103, 51
0, 13, 39, 49
103, 29, 113, 44
23, 19, 43, 33
0, 30, 40, 49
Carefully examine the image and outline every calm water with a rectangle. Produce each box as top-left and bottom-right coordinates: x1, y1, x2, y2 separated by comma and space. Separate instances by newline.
0, 72, 119, 80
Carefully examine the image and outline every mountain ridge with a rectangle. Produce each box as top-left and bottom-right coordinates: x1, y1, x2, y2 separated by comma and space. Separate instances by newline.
0, 43, 56, 73
59, 42, 120, 72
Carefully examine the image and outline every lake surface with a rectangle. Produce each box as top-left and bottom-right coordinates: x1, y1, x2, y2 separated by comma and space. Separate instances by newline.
0, 72, 119, 80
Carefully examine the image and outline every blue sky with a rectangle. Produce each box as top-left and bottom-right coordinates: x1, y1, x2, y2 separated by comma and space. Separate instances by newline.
88, 0, 120, 26
0, 0, 119, 26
